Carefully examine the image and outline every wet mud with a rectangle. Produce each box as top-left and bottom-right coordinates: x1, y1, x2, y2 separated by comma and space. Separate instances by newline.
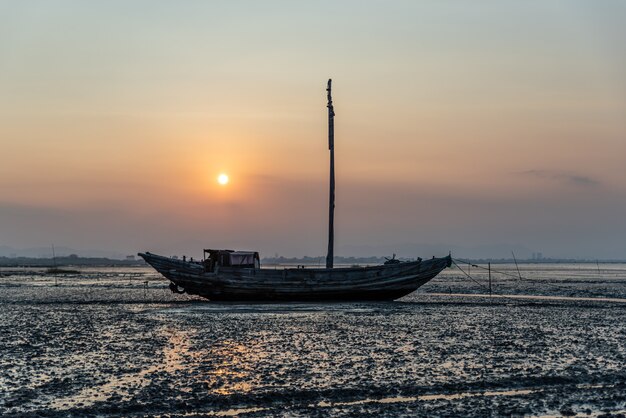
1, 264, 625, 417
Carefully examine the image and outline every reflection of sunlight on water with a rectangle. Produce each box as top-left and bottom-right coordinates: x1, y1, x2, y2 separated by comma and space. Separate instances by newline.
49, 327, 261, 411
50, 327, 196, 410
48, 320, 268, 411
162, 329, 194, 375
205, 340, 253, 395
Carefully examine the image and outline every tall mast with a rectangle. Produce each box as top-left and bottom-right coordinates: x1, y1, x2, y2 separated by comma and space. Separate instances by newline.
326, 79, 335, 269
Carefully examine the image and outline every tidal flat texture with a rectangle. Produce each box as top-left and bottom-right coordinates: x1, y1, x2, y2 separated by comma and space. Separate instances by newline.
1, 264, 625, 417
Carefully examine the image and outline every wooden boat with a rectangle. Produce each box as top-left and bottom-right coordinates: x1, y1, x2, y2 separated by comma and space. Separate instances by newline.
139, 80, 451, 301
138, 251, 450, 301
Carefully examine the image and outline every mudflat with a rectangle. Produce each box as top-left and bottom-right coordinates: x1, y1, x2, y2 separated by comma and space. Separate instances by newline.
1, 264, 625, 417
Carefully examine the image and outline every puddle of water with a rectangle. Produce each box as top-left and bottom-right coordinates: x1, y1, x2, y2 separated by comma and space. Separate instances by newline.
427, 293, 626, 303
314, 387, 539, 408
154, 407, 267, 417
314, 383, 614, 408
154, 303, 378, 315
537, 409, 626, 418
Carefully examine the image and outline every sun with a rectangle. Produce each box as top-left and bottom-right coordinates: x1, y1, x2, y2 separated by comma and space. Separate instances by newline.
217, 173, 229, 185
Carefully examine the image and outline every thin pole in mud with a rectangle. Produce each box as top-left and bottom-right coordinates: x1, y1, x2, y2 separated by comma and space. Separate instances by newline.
596, 260, 600, 274
511, 251, 522, 281
52, 244, 58, 287
488, 262, 492, 302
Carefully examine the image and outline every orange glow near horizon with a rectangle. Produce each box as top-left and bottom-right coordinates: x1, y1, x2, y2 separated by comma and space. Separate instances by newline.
1, 2, 625, 258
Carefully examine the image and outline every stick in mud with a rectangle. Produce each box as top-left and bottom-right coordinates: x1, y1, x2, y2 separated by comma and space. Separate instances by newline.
488, 262, 492, 302
511, 251, 522, 281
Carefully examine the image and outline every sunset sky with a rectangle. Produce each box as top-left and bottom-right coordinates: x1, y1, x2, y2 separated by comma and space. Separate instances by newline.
1, 1, 625, 259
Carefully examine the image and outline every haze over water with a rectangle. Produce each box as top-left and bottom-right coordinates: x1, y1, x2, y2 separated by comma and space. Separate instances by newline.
1, 1, 625, 259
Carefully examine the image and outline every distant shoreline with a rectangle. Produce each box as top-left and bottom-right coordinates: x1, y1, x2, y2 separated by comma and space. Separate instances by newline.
258, 256, 626, 266
0, 255, 145, 268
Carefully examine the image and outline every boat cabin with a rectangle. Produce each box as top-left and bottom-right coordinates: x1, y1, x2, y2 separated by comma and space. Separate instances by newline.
203, 249, 260, 270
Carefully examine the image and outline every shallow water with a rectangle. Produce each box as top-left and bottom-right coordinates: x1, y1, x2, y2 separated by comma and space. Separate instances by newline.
1, 263, 625, 417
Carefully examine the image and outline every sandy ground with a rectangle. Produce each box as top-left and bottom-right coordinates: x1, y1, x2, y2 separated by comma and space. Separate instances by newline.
0, 264, 625, 417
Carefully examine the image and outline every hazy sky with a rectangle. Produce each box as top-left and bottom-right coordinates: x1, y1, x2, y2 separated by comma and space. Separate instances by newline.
1, 1, 625, 259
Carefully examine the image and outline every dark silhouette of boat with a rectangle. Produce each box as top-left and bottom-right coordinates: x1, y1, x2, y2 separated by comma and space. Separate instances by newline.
138, 251, 450, 301
139, 80, 451, 301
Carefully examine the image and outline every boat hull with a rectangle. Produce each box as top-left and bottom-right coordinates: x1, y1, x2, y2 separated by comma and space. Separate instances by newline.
138, 252, 451, 302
